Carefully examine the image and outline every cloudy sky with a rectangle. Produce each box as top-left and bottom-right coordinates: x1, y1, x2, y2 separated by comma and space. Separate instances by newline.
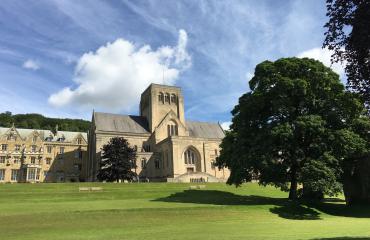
0, 0, 344, 128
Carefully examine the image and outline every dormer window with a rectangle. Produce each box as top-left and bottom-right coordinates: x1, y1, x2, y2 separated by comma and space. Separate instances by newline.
31, 145, 37, 153
58, 137, 65, 142
7, 134, 16, 141
77, 138, 82, 144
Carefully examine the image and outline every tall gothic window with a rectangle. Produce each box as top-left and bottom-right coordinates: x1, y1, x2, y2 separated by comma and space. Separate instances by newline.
167, 121, 178, 137
171, 94, 177, 104
184, 149, 196, 165
165, 93, 170, 103
158, 92, 164, 103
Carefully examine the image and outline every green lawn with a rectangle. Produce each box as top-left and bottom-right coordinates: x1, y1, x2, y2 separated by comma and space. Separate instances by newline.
0, 183, 369, 240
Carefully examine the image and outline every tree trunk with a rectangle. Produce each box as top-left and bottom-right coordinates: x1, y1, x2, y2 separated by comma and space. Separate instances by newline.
289, 166, 298, 200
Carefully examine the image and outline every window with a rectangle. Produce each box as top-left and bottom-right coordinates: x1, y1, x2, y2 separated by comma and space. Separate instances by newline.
155, 159, 160, 169
167, 122, 178, 137
15, 145, 21, 152
0, 156, 5, 164
77, 138, 82, 144
11, 169, 19, 181
74, 150, 79, 158
60, 147, 64, 154
36, 169, 40, 180
7, 134, 16, 141
46, 158, 51, 165
214, 149, 218, 156
47, 146, 52, 154
1, 144, 8, 151
31, 145, 37, 153
30, 157, 36, 164
27, 168, 36, 180
184, 149, 196, 165
211, 160, 216, 170
143, 145, 151, 152
165, 93, 170, 103
171, 94, 176, 104
32, 136, 37, 143
74, 164, 81, 171
158, 92, 164, 103
141, 158, 147, 169
79, 151, 83, 159
13, 157, 20, 164
0, 169, 4, 181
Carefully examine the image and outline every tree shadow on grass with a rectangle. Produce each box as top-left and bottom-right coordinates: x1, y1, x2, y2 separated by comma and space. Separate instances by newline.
153, 190, 321, 220
308, 200, 370, 218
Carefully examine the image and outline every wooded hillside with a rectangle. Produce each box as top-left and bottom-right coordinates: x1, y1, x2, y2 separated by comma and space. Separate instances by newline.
0, 111, 90, 132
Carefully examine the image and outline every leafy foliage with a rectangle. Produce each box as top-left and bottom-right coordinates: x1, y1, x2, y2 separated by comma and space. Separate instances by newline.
217, 58, 369, 201
97, 137, 137, 182
323, 0, 370, 110
0, 111, 90, 132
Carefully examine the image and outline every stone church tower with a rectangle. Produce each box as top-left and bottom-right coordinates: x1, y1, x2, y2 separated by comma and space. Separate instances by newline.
88, 84, 229, 182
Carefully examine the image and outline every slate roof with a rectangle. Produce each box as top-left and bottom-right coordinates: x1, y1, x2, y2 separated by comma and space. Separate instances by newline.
0, 127, 87, 142
186, 121, 225, 139
94, 112, 150, 134
93, 112, 225, 139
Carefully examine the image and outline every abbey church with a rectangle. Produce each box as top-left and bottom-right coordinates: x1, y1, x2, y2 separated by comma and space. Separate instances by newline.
87, 84, 229, 182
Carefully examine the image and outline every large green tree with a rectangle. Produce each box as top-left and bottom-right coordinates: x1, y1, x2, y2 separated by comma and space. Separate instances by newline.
217, 58, 369, 201
323, 0, 370, 110
97, 137, 137, 182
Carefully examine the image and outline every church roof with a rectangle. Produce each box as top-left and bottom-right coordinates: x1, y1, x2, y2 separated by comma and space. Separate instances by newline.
94, 112, 150, 134
186, 121, 225, 139
93, 112, 225, 139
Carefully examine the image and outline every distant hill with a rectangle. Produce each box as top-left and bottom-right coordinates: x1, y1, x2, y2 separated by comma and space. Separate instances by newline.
0, 111, 90, 132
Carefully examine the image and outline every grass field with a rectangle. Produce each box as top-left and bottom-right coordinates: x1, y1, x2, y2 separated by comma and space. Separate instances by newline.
0, 183, 370, 240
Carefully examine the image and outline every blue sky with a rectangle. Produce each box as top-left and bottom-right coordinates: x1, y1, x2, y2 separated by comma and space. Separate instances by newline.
0, 0, 343, 127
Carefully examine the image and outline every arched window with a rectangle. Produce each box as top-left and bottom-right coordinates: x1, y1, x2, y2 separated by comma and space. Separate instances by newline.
167, 121, 178, 137
184, 149, 196, 165
158, 92, 164, 103
141, 158, 147, 169
165, 93, 170, 103
171, 94, 177, 104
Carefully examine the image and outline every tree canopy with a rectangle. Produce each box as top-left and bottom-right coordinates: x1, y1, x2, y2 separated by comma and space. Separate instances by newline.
0, 111, 90, 132
323, 0, 370, 110
97, 137, 137, 182
216, 58, 370, 201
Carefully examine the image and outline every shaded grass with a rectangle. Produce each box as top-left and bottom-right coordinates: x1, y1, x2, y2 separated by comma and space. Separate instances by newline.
0, 183, 369, 240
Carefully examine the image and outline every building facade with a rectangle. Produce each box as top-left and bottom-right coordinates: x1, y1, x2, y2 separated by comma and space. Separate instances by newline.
88, 84, 229, 182
0, 126, 87, 183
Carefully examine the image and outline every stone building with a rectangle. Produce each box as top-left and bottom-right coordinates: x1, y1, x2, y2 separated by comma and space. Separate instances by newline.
0, 125, 87, 183
88, 84, 229, 182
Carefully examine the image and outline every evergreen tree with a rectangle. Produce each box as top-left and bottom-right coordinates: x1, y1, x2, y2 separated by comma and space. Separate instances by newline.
97, 137, 137, 182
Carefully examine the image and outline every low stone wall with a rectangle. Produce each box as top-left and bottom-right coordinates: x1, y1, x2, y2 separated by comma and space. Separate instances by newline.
168, 172, 224, 183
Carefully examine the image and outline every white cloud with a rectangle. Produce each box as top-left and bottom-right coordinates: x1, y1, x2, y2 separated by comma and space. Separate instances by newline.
48, 29, 191, 111
297, 47, 345, 77
22, 59, 40, 70
220, 121, 232, 131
